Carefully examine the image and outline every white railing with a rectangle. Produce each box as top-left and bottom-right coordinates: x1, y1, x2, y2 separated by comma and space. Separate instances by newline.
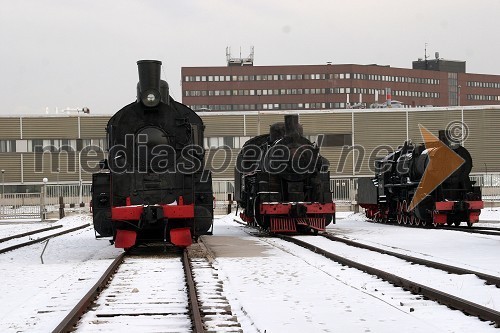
330, 178, 357, 204
212, 180, 236, 215
2, 174, 498, 220
470, 174, 500, 201
45, 184, 92, 206
0, 193, 41, 219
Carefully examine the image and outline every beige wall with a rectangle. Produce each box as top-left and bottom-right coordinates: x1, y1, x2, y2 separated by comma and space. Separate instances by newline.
0, 106, 498, 184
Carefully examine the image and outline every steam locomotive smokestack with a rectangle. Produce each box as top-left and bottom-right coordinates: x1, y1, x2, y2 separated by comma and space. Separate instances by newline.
284, 115, 301, 137
438, 130, 450, 146
137, 60, 162, 107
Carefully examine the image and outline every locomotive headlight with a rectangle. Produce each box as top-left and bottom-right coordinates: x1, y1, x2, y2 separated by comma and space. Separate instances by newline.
140, 89, 161, 107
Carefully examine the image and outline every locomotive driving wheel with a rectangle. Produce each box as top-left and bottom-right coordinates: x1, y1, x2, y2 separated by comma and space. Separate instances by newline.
396, 202, 403, 225
402, 200, 409, 225
409, 211, 416, 226
414, 215, 420, 226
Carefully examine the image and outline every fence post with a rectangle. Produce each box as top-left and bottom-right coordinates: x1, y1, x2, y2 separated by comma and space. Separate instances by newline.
59, 196, 65, 219
227, 193, 233, 214
40, 179, 47, 222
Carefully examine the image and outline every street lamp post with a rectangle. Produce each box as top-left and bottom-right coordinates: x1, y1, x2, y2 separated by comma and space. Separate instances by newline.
458, 85, 461, 106
1, 169, 4, 199
56, 168, 60, 198
1, 170, 4, 217
41, 177, 48, 222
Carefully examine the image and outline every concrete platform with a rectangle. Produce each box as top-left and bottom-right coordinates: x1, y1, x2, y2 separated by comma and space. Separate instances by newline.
200, 235, 271, 258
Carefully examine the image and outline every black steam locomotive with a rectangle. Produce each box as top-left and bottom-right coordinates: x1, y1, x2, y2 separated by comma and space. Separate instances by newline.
359, 130, 483, 227
91, 60, 213, 249
235, 115, 335, 233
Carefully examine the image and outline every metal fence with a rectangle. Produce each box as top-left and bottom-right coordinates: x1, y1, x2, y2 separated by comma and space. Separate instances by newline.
0, 193, 41, 219
2, 174, 499, 220
470, 174, 500, 201
330, 178, 358, 204
45, 184, 92, 206
211, 178, 360, 214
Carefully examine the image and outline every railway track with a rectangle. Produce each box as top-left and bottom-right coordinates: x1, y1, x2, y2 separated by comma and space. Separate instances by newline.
234, 216, 500, 326
0, 225, 62, 243
0, 223, 90, 254
439, 225, 500, 236
366, 218, 500, 236
277, 234, 500, 327
321, 232, 500, 287
233, 217, 500, 282
54, 243, 242, 332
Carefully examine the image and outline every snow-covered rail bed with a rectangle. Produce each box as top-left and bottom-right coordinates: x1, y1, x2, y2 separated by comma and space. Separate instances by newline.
205, 216, 498, 332
189, 256, 243, 332
0, 223, 90, 254
279, 234, 500, 326
74, 254, 193, 332
321, 232, 500, 286
69, 244, 243, 333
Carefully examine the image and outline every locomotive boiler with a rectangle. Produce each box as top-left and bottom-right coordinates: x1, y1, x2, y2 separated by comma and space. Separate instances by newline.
358, 130, 483, 227
91, 60, 213, 249
235, 115, 335, 233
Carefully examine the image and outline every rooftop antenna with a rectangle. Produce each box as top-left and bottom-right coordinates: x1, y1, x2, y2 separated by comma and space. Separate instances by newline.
424, 43, 429, 69
226, 46, 254, 66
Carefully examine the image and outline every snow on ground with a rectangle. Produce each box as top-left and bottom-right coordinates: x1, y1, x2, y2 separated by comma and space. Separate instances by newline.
331, 213, 500, 276
208, 215, 498, 332
0, 213, 499, 332
0, 215, 122, 333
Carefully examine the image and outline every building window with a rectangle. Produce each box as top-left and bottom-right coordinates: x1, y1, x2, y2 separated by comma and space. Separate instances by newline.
313, 134, 352, 147
0, 140, 15, 153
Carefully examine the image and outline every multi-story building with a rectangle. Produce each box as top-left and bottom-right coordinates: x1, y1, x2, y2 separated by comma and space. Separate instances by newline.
181, 54, 500, 111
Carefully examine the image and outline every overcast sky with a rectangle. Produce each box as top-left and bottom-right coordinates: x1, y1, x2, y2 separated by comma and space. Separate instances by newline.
1, 0, 499, 116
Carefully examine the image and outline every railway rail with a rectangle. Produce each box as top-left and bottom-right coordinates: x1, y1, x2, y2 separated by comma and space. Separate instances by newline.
277, 234, 500, 327
52, 252, 126, 332
439, 225, 500, 236
0, 225, 62, 243
0, 223, 90, 254
366, 218, 500, 236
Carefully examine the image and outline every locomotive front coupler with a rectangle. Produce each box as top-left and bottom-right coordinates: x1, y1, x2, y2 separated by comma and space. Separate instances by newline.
290, 203, 308, 217
139, 205, 165, 228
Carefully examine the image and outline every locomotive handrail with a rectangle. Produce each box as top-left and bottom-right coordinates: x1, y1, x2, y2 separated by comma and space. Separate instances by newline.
252, 191, 280, 225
